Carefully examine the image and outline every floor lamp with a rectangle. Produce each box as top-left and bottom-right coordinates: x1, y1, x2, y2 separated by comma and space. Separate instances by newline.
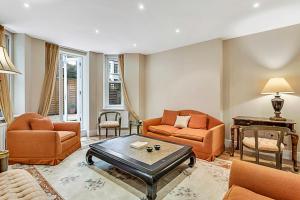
0, 45, 21, 172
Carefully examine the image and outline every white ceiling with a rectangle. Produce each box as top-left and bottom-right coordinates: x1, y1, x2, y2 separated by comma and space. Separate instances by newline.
1, 0, 300, 54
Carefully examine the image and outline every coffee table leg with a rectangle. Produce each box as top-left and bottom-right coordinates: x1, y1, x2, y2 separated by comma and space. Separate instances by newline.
146, 182, 157, 200
188, 153, 196, 168
86, 149, 94, 165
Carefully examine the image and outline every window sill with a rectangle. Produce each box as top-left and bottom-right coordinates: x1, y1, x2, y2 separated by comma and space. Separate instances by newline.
103, 106, 126, 111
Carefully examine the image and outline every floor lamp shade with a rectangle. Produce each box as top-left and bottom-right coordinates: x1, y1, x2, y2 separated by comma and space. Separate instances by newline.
0, 46, 21, 75
261, 78, 294, 121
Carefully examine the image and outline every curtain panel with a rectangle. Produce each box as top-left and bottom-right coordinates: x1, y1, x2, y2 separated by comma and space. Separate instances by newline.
0, 25, 13, 124
38, 42, 59, 116
118, 54, 140, 121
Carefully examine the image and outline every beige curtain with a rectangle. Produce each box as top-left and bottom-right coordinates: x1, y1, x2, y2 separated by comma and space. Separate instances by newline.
38, 43, 59, 116
0, 25, 13, 124
119, 54, 140, 121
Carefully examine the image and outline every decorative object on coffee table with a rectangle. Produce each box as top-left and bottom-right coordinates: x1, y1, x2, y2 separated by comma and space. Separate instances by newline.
261, 77, 294, 121
0, 150, 9, 172
231, 116, 298, 172
86, 135, 196, 200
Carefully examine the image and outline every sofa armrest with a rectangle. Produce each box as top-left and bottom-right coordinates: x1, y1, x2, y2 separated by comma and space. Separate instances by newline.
7, 130, 62, 157
53, 122, 81, 137
142, 118, 162, 134
229, 160, 300, 200
203, 124, 225, 153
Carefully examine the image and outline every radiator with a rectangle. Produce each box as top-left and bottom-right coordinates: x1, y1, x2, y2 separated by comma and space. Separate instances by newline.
0, 123, 7, 150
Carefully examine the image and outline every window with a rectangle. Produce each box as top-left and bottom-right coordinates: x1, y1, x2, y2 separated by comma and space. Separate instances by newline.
104, 55, 124, 109
0, 32, 14, 120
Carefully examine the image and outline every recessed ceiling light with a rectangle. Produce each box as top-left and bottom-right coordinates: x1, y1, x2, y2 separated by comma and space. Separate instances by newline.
175, 28, 180, 33
138, 3, 145, 10
95, 29, 99, 34
24, 3, 30, 8
253, 2, 260, 8
133, 43, 137, 47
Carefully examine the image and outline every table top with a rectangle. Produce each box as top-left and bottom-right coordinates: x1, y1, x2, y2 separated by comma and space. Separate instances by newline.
89, 135, 192, 174
233, 116, 295, 124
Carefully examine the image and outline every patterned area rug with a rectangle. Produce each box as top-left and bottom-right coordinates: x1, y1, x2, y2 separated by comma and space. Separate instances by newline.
11, 140, 231, 200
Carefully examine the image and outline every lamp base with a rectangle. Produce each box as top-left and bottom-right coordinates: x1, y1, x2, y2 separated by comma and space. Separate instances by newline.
270, 116, 287, 121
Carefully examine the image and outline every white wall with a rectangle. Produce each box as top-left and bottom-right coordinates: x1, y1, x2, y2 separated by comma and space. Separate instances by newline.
144, 39, 223, 119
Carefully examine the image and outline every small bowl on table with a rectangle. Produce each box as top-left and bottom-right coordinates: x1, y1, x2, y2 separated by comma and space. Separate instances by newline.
146, 147, 153, 152
154, 144, 161, 151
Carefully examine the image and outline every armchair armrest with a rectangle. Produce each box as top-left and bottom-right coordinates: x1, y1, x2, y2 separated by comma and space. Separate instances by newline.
229, 160, 300, 200
7, 130, 62, 157
142, 118, 162, 134
53, 122, 81, 136
203, 124, 225, 153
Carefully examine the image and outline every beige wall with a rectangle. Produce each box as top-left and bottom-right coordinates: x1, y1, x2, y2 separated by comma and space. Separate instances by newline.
223, 24, 300, 151
144, 39, 223, 119
124, 53, 145, 119
13, 34, 45, 114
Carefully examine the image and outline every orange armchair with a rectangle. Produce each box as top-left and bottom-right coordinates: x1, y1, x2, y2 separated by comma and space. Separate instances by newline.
7, 113, 81, 165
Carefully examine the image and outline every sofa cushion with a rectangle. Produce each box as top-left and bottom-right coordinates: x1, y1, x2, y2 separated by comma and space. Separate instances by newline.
161, 110, 179, 126
174, 116, 191, 128
30, 118, 54, 130
57, 131, 76, 142
188, 114, 208, 129
173, 128, 208, 142
223, 185, 274, 200
148, 125, 179, 136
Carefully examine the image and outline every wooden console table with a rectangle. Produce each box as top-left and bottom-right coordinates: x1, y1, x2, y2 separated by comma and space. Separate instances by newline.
231, 116, 299, 172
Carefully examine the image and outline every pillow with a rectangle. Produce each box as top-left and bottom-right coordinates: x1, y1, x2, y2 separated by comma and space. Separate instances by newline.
161, 110, 179, 126
174, 116, 191, 128
188, 114, 208, 129
30, 118, 54, 130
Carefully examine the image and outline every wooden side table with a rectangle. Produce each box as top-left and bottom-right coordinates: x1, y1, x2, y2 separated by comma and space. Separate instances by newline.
129, 120, 143, 135
231, 116, 298, 172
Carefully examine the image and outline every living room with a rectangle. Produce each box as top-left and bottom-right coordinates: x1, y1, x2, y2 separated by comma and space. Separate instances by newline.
0, 0, 300, 200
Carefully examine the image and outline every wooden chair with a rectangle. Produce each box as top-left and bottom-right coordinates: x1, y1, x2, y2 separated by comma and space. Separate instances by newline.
239, 125, 291, 169
98, 111, 121, 138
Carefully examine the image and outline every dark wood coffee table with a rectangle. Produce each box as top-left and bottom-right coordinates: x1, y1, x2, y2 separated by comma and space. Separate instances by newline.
86, 135, 196, 200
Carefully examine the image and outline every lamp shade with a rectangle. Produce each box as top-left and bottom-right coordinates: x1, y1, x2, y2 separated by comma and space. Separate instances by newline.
261, 77, 294, 94
0, 46, 21, 74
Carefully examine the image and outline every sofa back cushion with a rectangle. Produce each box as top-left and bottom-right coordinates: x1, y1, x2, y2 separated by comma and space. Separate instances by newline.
30, 118, 54, 130
179, 110, 223, 129
188, 114, 208, 129
161, 110, 179, 126
7, 113, 44, 131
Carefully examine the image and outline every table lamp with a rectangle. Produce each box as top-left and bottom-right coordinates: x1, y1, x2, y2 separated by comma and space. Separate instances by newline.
261, 77, 294, 121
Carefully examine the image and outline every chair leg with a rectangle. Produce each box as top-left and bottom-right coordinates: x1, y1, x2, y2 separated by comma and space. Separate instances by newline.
119, 126, 121, 136
240, 144, 243, 160
115, 128, 117, 137
275, 153, 280, 169
280, 152, 283, 170
106, 128, 108, 138
99, 127, 101, 138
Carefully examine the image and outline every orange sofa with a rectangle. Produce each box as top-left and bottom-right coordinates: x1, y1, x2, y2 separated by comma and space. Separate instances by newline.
7, 113, 81, 165
224, 160, 300, 200
143, 110, 225, 161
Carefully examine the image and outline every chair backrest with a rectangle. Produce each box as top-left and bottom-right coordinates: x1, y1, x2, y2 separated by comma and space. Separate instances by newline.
240, 125, 291, 150
7, 113, 43, 131
178, 110, 223, 129
98, 111, 121, 122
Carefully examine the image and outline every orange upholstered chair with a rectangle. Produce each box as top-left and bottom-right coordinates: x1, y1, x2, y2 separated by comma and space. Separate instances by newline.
224, 160, 300, 200
6, 113, 81, 165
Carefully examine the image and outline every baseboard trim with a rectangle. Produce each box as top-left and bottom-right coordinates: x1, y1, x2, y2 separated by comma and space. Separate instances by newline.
225, 139, 300, 161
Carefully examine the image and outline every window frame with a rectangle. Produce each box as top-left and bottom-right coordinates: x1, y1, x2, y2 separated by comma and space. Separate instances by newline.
103, 55, 124, 110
